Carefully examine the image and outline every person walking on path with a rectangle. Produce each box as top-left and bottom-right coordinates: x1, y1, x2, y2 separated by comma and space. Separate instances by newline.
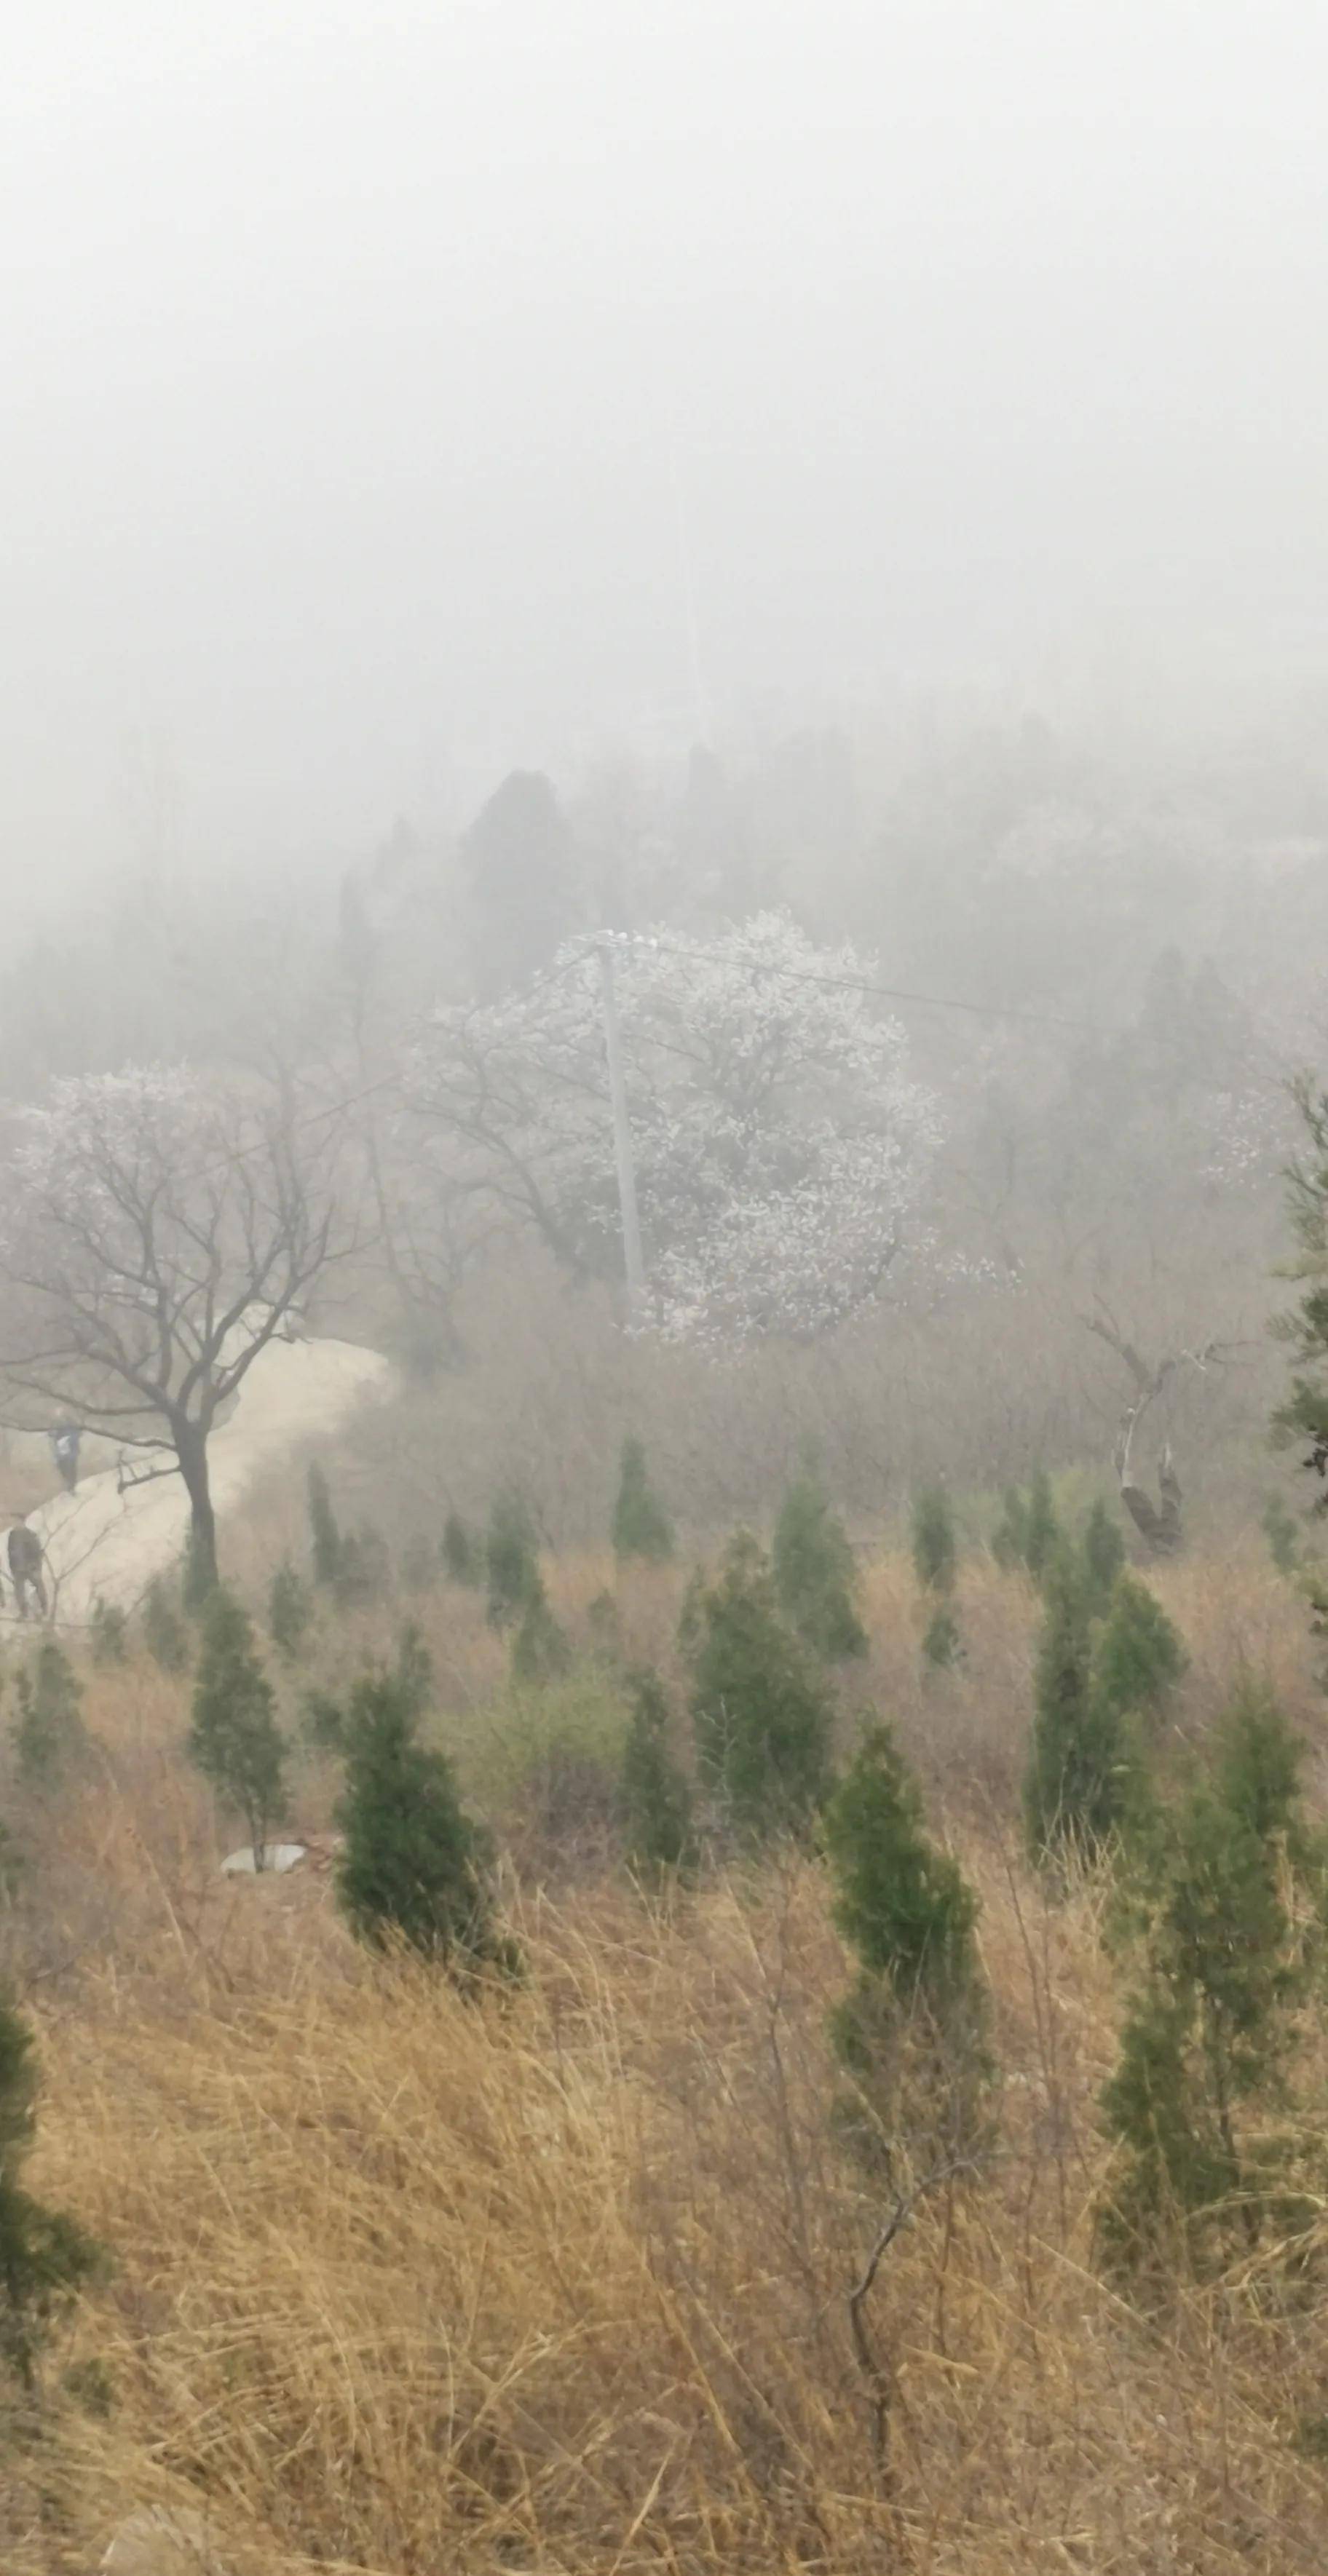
8, 1518, 47, 1619
50, 1419, 82, 1493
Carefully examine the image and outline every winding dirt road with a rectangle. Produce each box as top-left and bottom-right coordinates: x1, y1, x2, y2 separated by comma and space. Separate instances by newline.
15, 1334, 394, 1625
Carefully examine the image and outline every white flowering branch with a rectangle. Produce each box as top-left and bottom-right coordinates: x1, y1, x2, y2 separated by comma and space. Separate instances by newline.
408, 911, 941, 1349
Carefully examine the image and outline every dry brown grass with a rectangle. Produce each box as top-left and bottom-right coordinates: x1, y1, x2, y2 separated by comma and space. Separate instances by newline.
4, 1546, 1328, 2571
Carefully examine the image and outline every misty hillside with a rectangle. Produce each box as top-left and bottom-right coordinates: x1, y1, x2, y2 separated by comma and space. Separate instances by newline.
1, 700, 1319, 1545
6, 10, 1328, 2575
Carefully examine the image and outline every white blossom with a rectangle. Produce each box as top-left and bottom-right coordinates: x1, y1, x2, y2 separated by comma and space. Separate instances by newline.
410, 911, 940, 1346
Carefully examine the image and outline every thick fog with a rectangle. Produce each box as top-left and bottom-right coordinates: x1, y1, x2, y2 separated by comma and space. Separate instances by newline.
3, 0, 1326, 906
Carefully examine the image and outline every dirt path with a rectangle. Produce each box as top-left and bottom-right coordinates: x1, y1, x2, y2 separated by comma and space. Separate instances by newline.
13, 1335, 394, 1625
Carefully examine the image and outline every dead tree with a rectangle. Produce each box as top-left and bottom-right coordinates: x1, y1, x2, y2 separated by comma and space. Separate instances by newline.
1083, 1304, 1232, 1557
0, 1068, 357, 1591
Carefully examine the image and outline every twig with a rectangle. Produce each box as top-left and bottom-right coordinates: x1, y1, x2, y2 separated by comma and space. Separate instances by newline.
847, 2155, 983, 2476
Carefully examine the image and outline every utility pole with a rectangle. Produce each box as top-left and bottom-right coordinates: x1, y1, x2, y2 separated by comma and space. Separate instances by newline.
597, 937, 646, 1328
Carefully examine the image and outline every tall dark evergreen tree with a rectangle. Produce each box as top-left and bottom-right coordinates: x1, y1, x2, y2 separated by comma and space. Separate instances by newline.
188, 1586, 288, 1868
462, 769, 580, 996
611, 1435, 674, 1564
772, 1467, 866, 1660
687, 1533, 834, 1837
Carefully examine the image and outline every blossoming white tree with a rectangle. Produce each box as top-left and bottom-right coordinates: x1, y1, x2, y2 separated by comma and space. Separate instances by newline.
0, 1067, 353, 1586
409, 912, 940, 1345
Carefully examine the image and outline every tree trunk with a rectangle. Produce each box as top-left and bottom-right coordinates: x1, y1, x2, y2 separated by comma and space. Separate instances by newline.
175, 1422, 218, 1598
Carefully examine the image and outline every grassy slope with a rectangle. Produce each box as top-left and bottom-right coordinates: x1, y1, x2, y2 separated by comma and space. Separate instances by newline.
4, 1543, 1328, 2572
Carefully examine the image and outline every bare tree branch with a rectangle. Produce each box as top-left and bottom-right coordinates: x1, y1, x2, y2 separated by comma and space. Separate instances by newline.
0, 1065, 359, 1585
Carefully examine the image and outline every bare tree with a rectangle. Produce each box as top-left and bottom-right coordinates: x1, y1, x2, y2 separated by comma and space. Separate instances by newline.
0, 1066, 355, 1588
1083, 1301, 1236, 1555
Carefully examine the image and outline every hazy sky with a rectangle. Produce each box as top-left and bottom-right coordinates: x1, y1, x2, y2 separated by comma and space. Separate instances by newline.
3, 1, 1326, 897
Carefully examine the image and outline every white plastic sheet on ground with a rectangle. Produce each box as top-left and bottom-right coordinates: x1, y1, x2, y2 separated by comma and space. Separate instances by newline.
219, 1844, 309, 1877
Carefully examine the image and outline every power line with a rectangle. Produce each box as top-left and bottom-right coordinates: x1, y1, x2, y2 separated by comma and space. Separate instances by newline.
587, 930, 1284, 1085
419, 928, 1276, 1103
620, 932, 1122, 1037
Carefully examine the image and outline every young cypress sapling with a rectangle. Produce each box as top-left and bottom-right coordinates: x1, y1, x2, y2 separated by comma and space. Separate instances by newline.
921, 1603, 963, 1671
586, 1588, 622, 1659
89, 1598, 127, 1666
772, 1466, 867, 1660
676, 1565, 706, 1660
912, 1486, 957, 1596
269, 1557, 312, 1660
1262, 1492, 1300, 1577
0, 1815, 17, 1903
1100, 1686, 1322, 2271
612, 1435, 675, 1564
1023, 1469, 1059, 1585
189, 1585, 288, 1868
510, 1587, 572, 1685
0, 1991, 100, 2385
991, 1486, 1029, 1571
1091, 1572, 1186, 1729
336, 1628, 515, 1975
622, 1667, 695, 1877
142, 1575, 189, 1674
336, 1522, 392, 1609
913, 1484, 963, 1670
307, 1462, 344, 1593
826, 1722, 982, 2015
401, 1534, 436, 1594
1271, 1072, 1328, 1513
688, 1531, 834, 1839
1083, 1497, 1127, 1610
825, 1722, 987, 2155
304, 1687, 347, 1752
442, 1510, 480, 1586
1022, 1545, 1134, 1865
485, 1489, 542, 1630
14, 1644, 87, 1788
